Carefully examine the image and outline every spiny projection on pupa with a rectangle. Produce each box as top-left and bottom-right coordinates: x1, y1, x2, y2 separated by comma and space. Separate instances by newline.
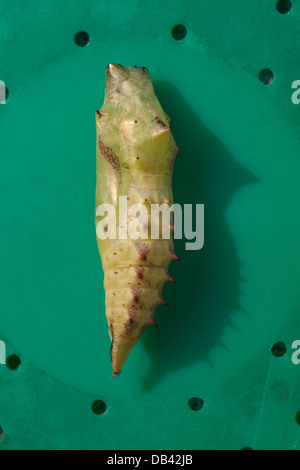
95, 64, 179, 376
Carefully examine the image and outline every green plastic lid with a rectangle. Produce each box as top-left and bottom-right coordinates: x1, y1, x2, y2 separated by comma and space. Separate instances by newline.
0, 0, 300, 450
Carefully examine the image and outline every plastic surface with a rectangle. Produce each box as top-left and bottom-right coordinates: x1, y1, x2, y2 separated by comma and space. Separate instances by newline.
1, 0, 300, 450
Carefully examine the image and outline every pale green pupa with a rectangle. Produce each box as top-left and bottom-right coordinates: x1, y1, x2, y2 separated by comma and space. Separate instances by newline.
95, 64, 179, 376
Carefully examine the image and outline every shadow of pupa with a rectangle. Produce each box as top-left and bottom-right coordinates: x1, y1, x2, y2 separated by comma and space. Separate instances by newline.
140, 81, 258, 391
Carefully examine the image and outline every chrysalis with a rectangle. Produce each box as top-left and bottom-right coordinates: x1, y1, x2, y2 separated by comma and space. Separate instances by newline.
95, 64, 179, 375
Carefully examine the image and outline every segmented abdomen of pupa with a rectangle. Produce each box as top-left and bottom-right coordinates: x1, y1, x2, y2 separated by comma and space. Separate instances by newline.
95, 64, 179, 376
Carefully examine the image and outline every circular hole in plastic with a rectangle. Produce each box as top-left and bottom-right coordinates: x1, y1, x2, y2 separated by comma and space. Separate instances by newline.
172, 24, 187, 41
259, 69, 274, 85
188, 397, 204, 411
6, 354, 21, 370
91, 400, 107, 415
276, 0, 292, 14
271, 342, 287, 357
74, 31, 90, 47
296, 412, 300, 425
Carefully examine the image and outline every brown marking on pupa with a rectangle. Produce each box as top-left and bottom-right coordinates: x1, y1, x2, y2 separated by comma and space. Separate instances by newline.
135, 241, 150, 262
155, 116, 169, 130
98, 135, 122, 181
110, 324, 114, 363
135, 267, 145, 280
132, 287, 142, 304
110, 339, 114, 362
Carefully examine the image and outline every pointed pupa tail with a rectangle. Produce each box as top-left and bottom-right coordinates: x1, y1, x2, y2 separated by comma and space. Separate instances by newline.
111, 371, 121, 378
110, 336, 134, 377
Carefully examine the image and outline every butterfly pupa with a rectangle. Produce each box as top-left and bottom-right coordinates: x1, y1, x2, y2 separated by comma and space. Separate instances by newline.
95, 64, 179, 376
